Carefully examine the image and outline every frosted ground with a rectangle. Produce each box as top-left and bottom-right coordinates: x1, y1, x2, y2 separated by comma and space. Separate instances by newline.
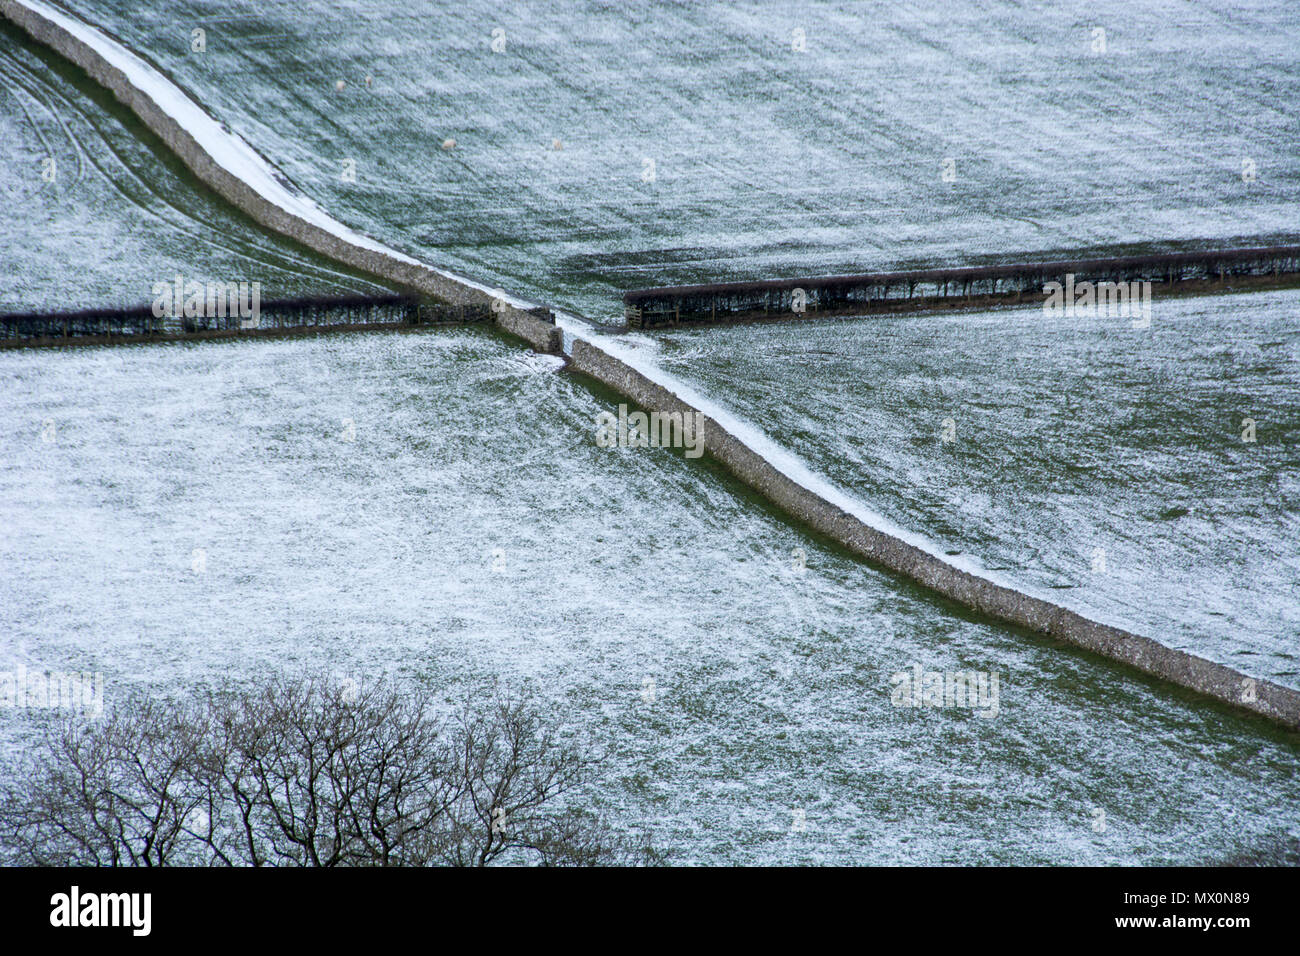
2, 331, 1299, 864
23, 0, 1294, 662
651, 291, 1300, 688
58, 0, 1300, 317
0, 17, 389, 311
0, 0, 1296, 863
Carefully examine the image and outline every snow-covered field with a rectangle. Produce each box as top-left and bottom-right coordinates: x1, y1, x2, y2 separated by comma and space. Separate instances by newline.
0, 16, 391, 311
2, 330, 1299, 864
652, 291, 1300, 688
0, 0, 1297, 863
54, 0, 1300, 319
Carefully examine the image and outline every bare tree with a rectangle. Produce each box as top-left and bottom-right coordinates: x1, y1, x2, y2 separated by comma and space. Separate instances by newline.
0, 698, 210, 867
0, 675, 647, 867
429, 699, 613, 866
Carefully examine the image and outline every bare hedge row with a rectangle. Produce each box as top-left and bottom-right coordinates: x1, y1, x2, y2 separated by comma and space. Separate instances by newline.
0, 675, 646, 866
